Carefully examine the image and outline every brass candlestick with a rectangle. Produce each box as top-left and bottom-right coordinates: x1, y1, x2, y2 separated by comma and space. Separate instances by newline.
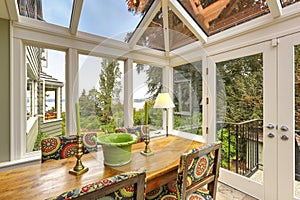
141, 125, 154, 156
69, 135, 89, 175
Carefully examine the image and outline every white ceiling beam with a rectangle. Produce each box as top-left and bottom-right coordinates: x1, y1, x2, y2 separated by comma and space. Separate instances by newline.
168, 0, 207, 44
6, 0, 19, 21
267, 0, 282, 18
129, 0, 161, 48
69, 0, 84, 35
162, 0, 170, 56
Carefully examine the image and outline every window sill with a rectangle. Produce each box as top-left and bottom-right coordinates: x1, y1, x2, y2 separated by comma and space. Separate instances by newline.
0, 151, 41, 172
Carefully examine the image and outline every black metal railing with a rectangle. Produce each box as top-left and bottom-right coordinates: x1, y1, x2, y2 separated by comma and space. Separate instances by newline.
217, 119, 263, 177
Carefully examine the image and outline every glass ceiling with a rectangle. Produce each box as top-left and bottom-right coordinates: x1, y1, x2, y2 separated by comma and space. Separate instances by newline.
17, 0, 300, 52
78, 0, 143, 41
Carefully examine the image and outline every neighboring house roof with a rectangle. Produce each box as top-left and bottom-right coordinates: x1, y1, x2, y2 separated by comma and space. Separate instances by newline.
40, 71, 64, 88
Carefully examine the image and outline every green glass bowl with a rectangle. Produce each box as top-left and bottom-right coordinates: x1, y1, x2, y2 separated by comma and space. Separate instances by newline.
97, 133, 138, 166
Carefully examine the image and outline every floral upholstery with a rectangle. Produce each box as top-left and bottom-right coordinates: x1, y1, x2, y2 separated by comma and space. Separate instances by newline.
46, 170, 146, 200
115, 125, 147, 143
82, 132, 97, 153
41, 133, 97, 163
146, 142, 222, 200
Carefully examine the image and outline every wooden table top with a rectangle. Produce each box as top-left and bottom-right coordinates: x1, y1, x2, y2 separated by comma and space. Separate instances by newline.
0, 135, 203, 200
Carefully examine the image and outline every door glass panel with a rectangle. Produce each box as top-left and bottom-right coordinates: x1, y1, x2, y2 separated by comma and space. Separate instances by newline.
216, 53, 263, 183
294, 44, 300, 198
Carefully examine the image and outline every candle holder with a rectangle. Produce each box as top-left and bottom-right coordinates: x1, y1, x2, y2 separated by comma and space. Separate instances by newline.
141, 125, 154, 156
69, 135, 89, 175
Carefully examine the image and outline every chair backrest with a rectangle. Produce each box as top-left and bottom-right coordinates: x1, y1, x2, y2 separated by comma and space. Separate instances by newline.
115, 125, 147, 143
41, 133, 97, 163
46, 170, 146, 200
177, 142, 222, 200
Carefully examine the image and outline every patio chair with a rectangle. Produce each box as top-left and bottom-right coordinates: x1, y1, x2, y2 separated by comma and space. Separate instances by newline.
115, 125, 147, 143
46, 169, 146, 200
146, 142, 222, 200
41, 132, 97, 163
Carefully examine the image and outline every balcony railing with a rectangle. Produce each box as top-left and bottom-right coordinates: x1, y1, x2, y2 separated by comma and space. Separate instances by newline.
217, 119, 263, 177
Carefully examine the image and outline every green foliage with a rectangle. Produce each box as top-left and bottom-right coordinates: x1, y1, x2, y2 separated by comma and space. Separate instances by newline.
61, 112, 66, 136
216, 53, 263, 123
78, 58, 122, 133
133, 100, 163, 130
33, 131, 49, 151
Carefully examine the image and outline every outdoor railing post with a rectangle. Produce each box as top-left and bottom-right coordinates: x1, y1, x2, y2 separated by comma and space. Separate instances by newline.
236, 124, 239, 174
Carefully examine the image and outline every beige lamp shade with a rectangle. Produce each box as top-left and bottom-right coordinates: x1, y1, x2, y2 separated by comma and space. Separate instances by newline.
153, 93, 175, 109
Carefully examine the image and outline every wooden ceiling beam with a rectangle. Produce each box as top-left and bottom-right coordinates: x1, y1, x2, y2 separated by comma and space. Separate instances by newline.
169, 0, 207, 44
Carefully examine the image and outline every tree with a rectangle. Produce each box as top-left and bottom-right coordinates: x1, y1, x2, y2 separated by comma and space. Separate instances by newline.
216, 53, 263, 123
96, 58, 121, 130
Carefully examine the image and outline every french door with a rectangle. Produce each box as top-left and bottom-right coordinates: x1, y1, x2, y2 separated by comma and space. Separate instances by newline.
208, 40, 279, 199
207, 32, 300, 199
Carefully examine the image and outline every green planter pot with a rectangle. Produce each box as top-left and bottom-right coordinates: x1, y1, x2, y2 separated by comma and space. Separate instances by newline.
97, 133, 138, 166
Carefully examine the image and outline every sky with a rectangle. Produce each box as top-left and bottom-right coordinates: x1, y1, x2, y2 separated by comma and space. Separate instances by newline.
42, 0, 142, 41
41, 0, 148, 109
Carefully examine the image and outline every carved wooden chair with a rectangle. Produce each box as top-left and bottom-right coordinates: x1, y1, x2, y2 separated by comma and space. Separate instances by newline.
41, 132, 97, 163
115, 125, 147, 143
46, 170, 146, 200
145, 142, 222, 200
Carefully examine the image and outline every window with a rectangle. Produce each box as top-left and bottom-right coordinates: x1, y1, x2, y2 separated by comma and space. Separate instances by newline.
133, 63, 163, 131
25, 46, 65, 152
79, 55, 124, 133
173, 61, 202, 135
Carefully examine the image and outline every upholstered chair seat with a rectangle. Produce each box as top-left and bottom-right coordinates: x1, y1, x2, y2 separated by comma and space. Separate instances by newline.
146, 142, 222, 200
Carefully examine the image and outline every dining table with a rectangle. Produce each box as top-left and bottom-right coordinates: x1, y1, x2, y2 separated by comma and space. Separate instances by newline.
0, 135, 203, 199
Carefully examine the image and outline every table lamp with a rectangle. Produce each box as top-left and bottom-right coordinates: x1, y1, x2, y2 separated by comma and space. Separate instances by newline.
153, 93, 175, 137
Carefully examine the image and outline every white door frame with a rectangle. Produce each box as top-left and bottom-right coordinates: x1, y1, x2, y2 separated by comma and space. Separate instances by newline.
207, 41, 277, 199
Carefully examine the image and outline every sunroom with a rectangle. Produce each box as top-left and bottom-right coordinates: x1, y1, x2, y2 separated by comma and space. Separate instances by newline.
1, 0, 300, 199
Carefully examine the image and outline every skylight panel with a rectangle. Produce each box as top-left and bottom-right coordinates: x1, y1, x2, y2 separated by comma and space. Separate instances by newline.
179, 0, 270, 36
42, 0, 73, 27
78, 0, 143, 42
280, 0, 300, 7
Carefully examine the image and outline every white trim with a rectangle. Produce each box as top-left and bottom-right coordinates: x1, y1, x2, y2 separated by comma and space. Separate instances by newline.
69, 0, 83, 35
11, 37, 27, 160
267, 0, 282, 18
13, 16, 169, 67
66, 48, 78, 135
124, 59, 134, 127
5, 0, 19, 21
162, 0, 170, 55
168, 0, 207, 44
128, 0, 162, 48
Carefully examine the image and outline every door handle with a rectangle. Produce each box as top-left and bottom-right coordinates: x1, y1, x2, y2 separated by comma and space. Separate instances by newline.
265, 123, 275, 129
280, 125, 289, 131
267, 133, 275, 138
281, 135, 289, 141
